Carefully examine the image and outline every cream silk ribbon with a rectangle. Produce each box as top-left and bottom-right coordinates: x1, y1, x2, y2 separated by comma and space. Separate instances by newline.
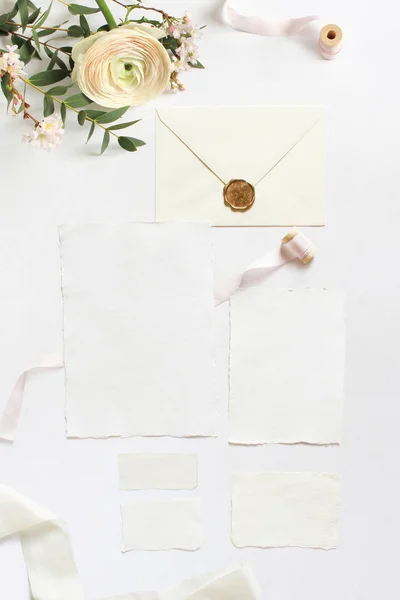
0, 485, 261, 600
0, 354, 64, 442
222, 0, 320, 37
214, 228, 316, 305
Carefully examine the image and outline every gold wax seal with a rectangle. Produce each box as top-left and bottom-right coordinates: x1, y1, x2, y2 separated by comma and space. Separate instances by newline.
224, 179, 255, 211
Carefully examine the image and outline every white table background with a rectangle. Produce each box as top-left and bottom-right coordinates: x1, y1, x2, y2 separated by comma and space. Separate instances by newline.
0, 0, 397, 598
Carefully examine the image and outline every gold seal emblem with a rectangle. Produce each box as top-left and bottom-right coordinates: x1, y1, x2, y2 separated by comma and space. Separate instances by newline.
223, 179, 255, 211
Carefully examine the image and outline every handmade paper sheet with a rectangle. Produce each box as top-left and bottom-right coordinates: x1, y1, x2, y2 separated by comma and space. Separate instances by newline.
231, 472, 340, 548
121, 499, 202, 551
229, 288, 346, 444
119, 453, 198, 490
59, 223, 216, 439
156, 106, 325, 226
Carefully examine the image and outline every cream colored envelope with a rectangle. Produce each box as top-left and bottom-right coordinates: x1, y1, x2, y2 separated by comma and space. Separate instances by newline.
156, 106, 325, 226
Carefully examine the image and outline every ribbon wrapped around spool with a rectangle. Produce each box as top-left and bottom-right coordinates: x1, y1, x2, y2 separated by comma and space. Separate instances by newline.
223, 1, 343, 60
214, 227, 316, 305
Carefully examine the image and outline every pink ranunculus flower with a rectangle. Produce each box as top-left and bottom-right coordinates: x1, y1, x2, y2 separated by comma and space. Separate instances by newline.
71, 24, 171, 109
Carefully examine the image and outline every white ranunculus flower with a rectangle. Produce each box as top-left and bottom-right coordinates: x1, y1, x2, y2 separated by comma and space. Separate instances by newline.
71, 24, 171, 109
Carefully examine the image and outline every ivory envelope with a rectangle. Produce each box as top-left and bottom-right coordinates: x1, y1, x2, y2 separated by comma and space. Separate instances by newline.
156, 106, 325, 226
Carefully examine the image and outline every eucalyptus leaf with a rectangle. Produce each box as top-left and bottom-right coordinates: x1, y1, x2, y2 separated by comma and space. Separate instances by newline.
189, 60, 204, 69
37, 26, 57, 37
29, 69, 69, 86
118, 136, 137, 152
18, 40, 33, 63
10, 34, 24, 48
97, 24, 110, 32
129, 17, 161, 26
31, 28, 40, 53
46, 85, 70, 96
5, 3, 19, 21
27, 0, 38, 9
68, 3, 100, 15
17, 0, 28, 30
46, 49, 59, 70
43, 94, 54, 117
27, 6, 40, 23
100, 130, 110, 155
161, 35, 178, 51
95, 106, 129, 124
67, 25, 84, 37
85, 109, 106, 119
60, 101, 66, 125
1, 73, 13, 106
79, 14, 90, 38
86, 120, 95, 143
125, 136, 145, 147
107, 119, 140, 131
64, 92, 92, 108
44, 47, 66, 70
33, 0, 52, 29
77, 109, 86, 125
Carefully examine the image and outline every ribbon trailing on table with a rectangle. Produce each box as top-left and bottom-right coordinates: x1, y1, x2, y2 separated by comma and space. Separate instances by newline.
223, 1, 319, 36
222, 1, 343, 59
214, 228, 316, 305
0, 485, 261, 600
0, 353, 64, 442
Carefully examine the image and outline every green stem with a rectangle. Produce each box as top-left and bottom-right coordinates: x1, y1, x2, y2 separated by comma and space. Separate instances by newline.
20, 77, 119, 138
94, 0, 118, 29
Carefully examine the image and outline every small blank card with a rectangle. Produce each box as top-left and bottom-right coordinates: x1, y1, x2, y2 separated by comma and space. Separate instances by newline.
60, 223, 216, 439
121, 499, 202, 551
118, 453, 198, 490
231, 473, 340, 549
229, 288, 346, 444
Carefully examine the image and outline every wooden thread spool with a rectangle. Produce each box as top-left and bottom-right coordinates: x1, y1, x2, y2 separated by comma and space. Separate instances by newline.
319, 24, 343, 60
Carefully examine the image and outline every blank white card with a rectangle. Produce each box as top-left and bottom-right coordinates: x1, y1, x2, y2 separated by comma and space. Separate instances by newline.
60, 223, 216, 439
118, 453, 198, 490
121, 499, 202, 551
231, 472, 340, 549
229, 288, 346, 444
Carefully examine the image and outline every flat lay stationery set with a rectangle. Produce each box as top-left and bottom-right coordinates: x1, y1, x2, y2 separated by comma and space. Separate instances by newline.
0, 1, 349, 599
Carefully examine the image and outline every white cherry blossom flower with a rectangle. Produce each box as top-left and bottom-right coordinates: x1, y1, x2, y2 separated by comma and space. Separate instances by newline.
0, 45, 26, 80
23, 114, 64, 149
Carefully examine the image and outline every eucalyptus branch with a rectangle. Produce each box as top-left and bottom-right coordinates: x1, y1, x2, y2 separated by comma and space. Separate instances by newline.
20, 76, 119, 138
7, 22, 69, 32
13, 32, 72, 56
109, 0, 172, 21
9, 81, 39, 124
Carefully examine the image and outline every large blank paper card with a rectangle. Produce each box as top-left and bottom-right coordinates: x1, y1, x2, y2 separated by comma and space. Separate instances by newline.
229, 288, 346, 444
231, 472, 340, 549
156, 106, 325, 226
60, 223, 216, 439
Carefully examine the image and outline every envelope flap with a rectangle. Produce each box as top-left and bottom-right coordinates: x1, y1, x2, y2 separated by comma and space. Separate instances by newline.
156, 106, 324, 185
